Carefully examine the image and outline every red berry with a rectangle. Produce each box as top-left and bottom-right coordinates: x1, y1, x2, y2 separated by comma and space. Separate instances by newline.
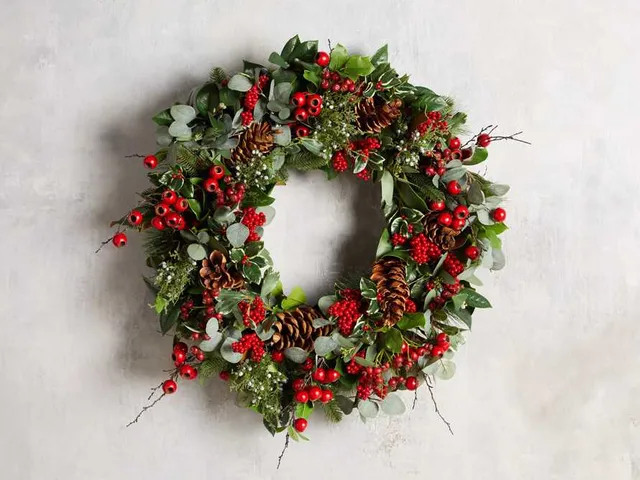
430, 200, 446, 212
302, 357, 314, 371
203, 178, 219, 193
320, 390, 333, 403
162, 379, 177, 394
291, 92, 307, 107
320, 79, 330, 90
447, 181, 462, 195
219, 371, 230, 381
331, 83, 342, 92
154, 203, 170, 217
294, 108, 308, 122
308, 386, 322, 402
311, 368, 326, 383
294, 418, 308, 432
173, 351, 186, 366
150, 216, 165, 231
307, 94, 322, 108
437, 212, 453, 226
209, 165, 225, 180
161, 190, 177, 204
143, 155, 158, 169
451, 218, 466, 230
431, 345, 445, 357
436, 333, 449, 344
272, 351, 284, 363
307, 105, 321, 117
294, 125, 310, 137
179, 365, 197, 380
477, 133, 491, 148
315, 51, 330, 67
492, 208, 506, 222
173, 342, 188, 353
164, 212, 181, 229
405, 376, 418, 391
325, 369, 341, 383
128, 210, 143, 226
112, 232, 127, 248
292, 378, 305, 391
295, 390, 309, 403
453, 205, 469, 219
425, 166, 437, 176
465, 245, 480, 260
448, 137, 461, 150
174, 197, 189, 213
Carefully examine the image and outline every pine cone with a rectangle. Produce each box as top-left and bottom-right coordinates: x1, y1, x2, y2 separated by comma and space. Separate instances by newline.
370, 257, 410, 327
270, 306, 332, 352
230, 122, 274, 164
199, 251, 245, 291
424, 213, 465, 251
355, 97, 403, 134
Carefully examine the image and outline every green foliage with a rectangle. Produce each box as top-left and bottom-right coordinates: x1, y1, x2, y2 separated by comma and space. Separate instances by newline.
199, 355, 229, 379
209, 67, 227, 84
143, 229, 178, 261
286, 150, 328, 171
322, 400, 344, 423
153, 252, 196, 307
404, 173, 445, 201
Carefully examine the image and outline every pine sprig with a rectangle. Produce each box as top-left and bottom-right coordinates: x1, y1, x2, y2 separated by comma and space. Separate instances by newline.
143, 229, 178, 261
405, 173, 445, 201
209, 67, 227, 84
176, 145, 210, 175
322, 400, 344, 423
198, 356, 228, 379
286, 150, 329, 171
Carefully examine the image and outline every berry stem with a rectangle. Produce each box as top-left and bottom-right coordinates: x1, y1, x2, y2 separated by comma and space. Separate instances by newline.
95, 235, 115, 254
126, 392, 166, 427
276, 431, 290, 470
425, 375, 453, 435
124, 153, 145, 158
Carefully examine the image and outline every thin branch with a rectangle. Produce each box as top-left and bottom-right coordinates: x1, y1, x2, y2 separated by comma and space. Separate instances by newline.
125, 154, 145, 158
425, 377, 453, 435
276, 432, 290, 470
490, 131, 531, 145
147, 381, 164, 401
412, 391, 418, 410
95, 235, 114, 254
327, 38, 333, 51
126, 393, 166, 427
462, 124, 495, 148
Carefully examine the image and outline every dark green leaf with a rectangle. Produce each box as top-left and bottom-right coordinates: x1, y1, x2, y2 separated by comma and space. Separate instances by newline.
160, 307, 180, 334
397, 181, 428, 212
397, 312, 426, 330
268, 52, 289, 68
243, 262, 262, 284
464, 147, 489, 166
335, 395, 355, 415
280, 35, 300, 61
375, 229, 392, 258
384, 328, 403, 353
370, 45, 388, 66
460, 288, 492, 308
152, 109, 173, 126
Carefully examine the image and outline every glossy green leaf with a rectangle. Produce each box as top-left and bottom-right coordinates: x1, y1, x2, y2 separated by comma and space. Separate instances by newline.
384, 328, 403, 353
460, 288, 492, 308
397, 312, 427, 330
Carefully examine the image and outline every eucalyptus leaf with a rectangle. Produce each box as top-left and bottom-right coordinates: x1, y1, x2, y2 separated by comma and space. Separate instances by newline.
380, 393, 406, 415
314, 336, 338, 356
257, 206, 276, 225
221, 337, 243, 363
284, 346, 308, 363
168, 121, 192, 138
170, 105, 196, 123
312, 317, 332, 329
489, 184, 510, 196
318, 295, 336, 315
226, 223, 250, 247
491, 248, 506, 271
300, 137, 324, 156
273, 125, 291, 146
197, 231, 210, 244
468, 181, 485, 205
228, 74, 253, 92
187, 243, 207, 261
357, 399, 379, 418
198, 333, 222, 352
156, 126, 173, 146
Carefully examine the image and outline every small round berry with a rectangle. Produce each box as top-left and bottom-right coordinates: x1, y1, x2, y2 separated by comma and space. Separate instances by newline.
401, 342, 409, 354
294, 418, 308, 432
448, 137, 461, 150
437, 212, 453, 226
405, 376, 418, 391
127, 210, 143, 226
431, 345, 445, 357
292, 378, 305, 392
308, 386, 322, 402
164, 212, 181, 229
320, 79, 330, 90
294, 125, 310, 137
492, 208, 507, 222
436, 333, 449, 344
162, 379, 177, 394
315, 51, 330, 67
150, 216, 165, 230
179, 365, 197, 380
477, 133, 491, 148
302, 358, 314, 371
451, 218, 466, 230
311, 368, 326, 383
453, 205, 469, 220
291, 92, 307, 107
325, 369, 341, 383
161, 190, 177, 205
307, 105, 322, 117
425, 166, 437, 176
465, 245, 480, 260
294, 108, 308, 122
209, 165, 225, 180
331, 83, 341, 92
154, 203, 170, 217
294, 390, 309, 403
447, 181, 462, 195
307, 94, 322, 108
173, 198, 189, 213
143, 155, 158, 169
430, 200, 446, 212
219, 371, 230, 381
203, 178, 219, 193
112, 232, 127, 248
173, 342, 188, 353
271, 351, 284, 363
173, 351, 186, 366
320, 390, 333, 403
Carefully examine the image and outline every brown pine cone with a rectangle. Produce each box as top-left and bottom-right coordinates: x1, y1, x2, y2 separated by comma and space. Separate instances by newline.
230, 122, 274, 164
355, 97, 403, 134
270, 306, 332, 352
424, 213, 464, 251
370, 257, 410, 327
199, 251, 245, 291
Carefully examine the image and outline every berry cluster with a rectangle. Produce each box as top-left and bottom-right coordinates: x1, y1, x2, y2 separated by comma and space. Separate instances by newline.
405, 298, 417, 313
241, 207, 267, 242
431, 332, 451, 357
203, 166, 246, 206
231, 333, 265, 362
331, 151, 349, 172
444, 255, 464, 277
409, 234, 442, 264
238, 296, 266, 327
357, 364, 390, 400
327, 289, 363, 336
291, 92, 324, 129
146, 188, 191, 232
415, 110, 448, 135
180, 299, 194, 320
240, 74, 270, 126
319, 69, 356, 93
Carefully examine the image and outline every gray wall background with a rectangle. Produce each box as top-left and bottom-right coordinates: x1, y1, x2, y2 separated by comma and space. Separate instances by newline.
1, 1, 639, 479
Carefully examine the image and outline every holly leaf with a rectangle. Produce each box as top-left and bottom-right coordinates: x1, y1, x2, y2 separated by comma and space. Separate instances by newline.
370, 45, 388, 66
397, 312, 427, 330
342, 55, 374, 80
243, 262, 262, 284
459, 288, 492, 308
281, 286, 306, 310
384, 328, 403, 353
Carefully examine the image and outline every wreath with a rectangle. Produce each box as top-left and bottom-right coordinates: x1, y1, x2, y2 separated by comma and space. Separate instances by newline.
105, 36, 526, 441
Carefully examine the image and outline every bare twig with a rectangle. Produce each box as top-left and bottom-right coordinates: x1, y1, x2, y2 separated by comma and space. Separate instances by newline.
491, 131, 531, 145
147, 381, 164, 401
276, 432, 290, 470
95, 235, 114, 254
412, 391, 418, 410
327, 39, 333, 51
125, 154, 145, 158
425, 377, 453, 435
126, 393, 166, 427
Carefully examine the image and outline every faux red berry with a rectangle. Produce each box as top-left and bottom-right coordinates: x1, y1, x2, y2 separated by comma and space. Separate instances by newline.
447, 181, 462, 195
302, 358, 314, 371
291, 92, 307, 107
143, 155, 158, 169
315, 51, 330, 67
203, 178, 219, 193
161, 190, 177, 204
295, 390, 309, 403
294, 125, 310, 137
162, 379, 177, 394
307, 94, 322, 108
173, 198, 189, 213
219, 371, 230, 381
492, 208, 506, 222
164, 212, 181, 229
292, 378, 305, 391
173, 351, 186, 366
430, 200, 446, 212
448, 137, 461, 150
320, 79, 330, 90
271, 351, 284, 363
405, 376, 418, 391
154, 203, 170, 217
307, 105, 321, 117
451, 218, 466, 230
150, 216, 165, 230
127, 210, 143, 226
209, 165, 225, 180
326, 369, 341, 383
179, 365, 197, 380
112, 232, 127, 248
312, 368, 326, 383
436, 333, 449, 344
453, 205, 469, 219
465, 245, 480, 260
477, 133, 491, 148
320, 390, 333, 403
294, 418, 308, 432
331, 83, 341, 92
240, 110, 253, 126
438, 212, 453, 226
308, 386, 322, 402
294, 108, 308, 122
431, 345, 445, 357
173, 342, 188, 354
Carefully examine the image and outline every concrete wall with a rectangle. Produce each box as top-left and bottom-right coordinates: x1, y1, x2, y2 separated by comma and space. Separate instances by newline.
1, 1, 638, 478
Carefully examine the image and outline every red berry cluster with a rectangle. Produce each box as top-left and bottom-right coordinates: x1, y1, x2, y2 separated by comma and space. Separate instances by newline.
405, 298, 417, 313
431, 332, 451, 357
240, 74, 270, 126
441, 278, 461, 300
327, 289, 363, 336
357, 364, 390, 400
422, 140, 473, 177
238, 296, 266, 327
331, 150, 349, 172
180, 299, 194, 320
203, 166, 246, 206
409, 233, 442, 264
231, 333, 265, 362
291, 92, 324, 127
319, 69, 356, 92
391, 233, 407, 246
415, 110, 448, 135
346, 350, 366, 375
241, 207, 267, 242
355, 168, 371, 181
149, 188, 190, 231
444, 255, 464, 277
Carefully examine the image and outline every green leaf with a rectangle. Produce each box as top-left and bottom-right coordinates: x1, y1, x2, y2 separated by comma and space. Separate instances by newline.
451, 292, 468, 311
384, 328, 403, 353
397, 312, 427, 330
335, 395, 355, 415
187, 199, 202, 218
187, 243, 207, 261
464, 147, 488, 166
423, 359, 456, 380
303, 69, 320, 86
318, 295, 336, 315
282, 286, 306, 310
322, 400, 344, 423
491, 248, 506, 271
314, 336, 338, 356
342, 55, 374, 80
370, 45, 388, 66
196, 231, 209, 244
280, 35, 300, 61
354, 356, 376, 367
447, 308, 472, 330
215, 289, 245, 314
295, 402, 314, 420
440, 167, 467, 183
242, 189, 275, 207
243, 262, 262, 284
268, 52, 289, 68
287, 150, 328, 170
300, 137, 324, 156
284, 346, 308, 363
380, 170, 394, 211
273, 125, 291, 146
260, 270, 280, 298
329, 44, 349, 70
405, 173, 445, 202
160, 306, 180, 334
357, 399, 379, 418
397, 181, 428, 212
481, 227, 502, 249
376, 229, 392, 258
289, 40, 318, 62
152, 109, 173, 126
220, 338, 243, 363
228, 74, 253, 92
170, 105, 196, 123
460, 288, 492, 308
489, 184, 510, 196
380, 393, 406, 415
468, 181, 485, 205
226, 223, 250, 248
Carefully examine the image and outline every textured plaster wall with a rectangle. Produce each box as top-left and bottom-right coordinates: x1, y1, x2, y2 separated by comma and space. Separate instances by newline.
1, 1, 639, 479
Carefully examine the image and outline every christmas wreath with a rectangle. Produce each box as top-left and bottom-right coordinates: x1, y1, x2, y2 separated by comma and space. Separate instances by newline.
105, 36, 526, 441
